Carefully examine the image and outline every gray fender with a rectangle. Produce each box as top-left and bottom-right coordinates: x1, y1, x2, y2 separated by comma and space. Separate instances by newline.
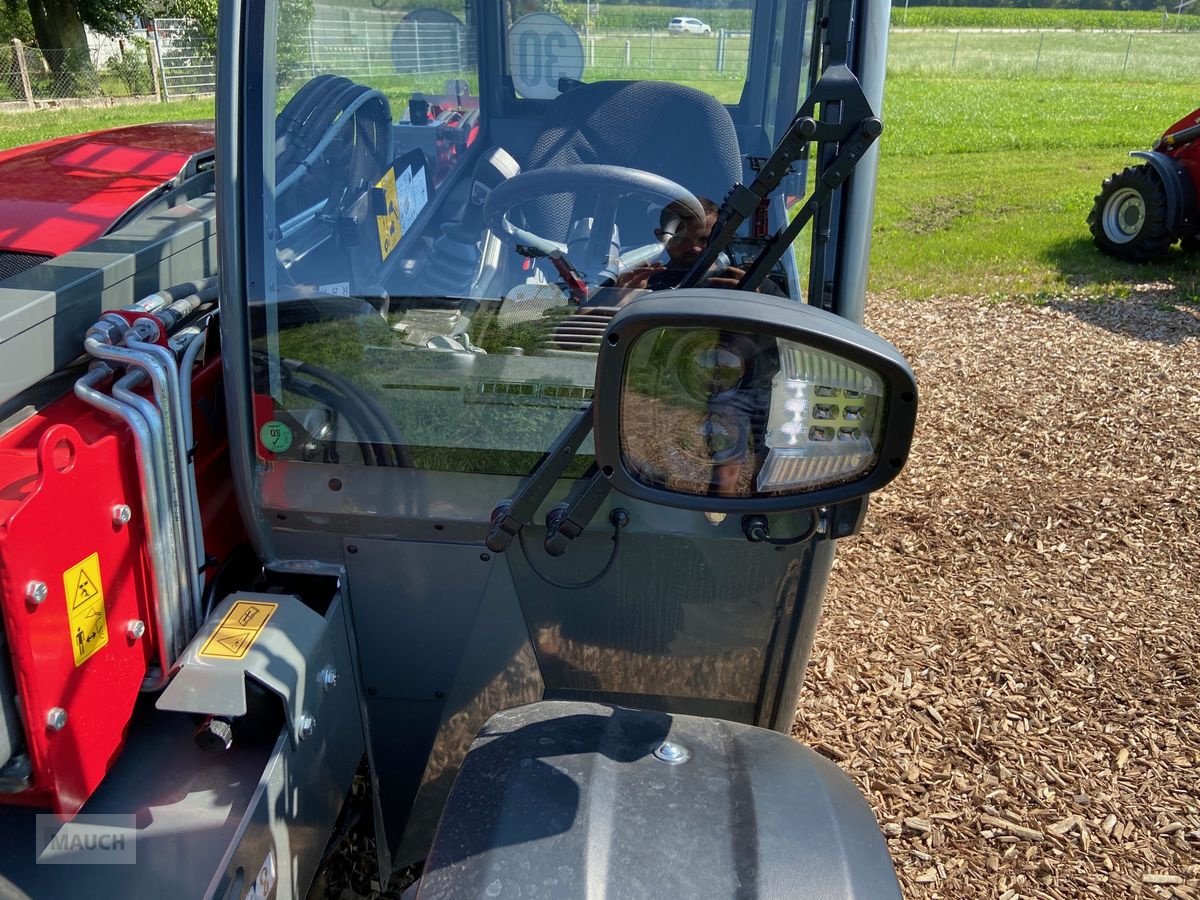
414, 701, 902, 899
1132, 150, 1198, 234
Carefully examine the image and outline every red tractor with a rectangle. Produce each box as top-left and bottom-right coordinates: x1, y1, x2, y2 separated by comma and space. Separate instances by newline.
1089, 107, 1200, 262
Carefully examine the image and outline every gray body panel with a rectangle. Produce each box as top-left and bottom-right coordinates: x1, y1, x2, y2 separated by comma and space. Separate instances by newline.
0, 593, 362, 900
0, 193, 216, 409
274, 461, 827, 867
417, 700, 901, 899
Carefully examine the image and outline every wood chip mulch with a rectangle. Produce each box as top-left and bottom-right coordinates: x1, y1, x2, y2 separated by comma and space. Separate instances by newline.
793, 289, 1200, 899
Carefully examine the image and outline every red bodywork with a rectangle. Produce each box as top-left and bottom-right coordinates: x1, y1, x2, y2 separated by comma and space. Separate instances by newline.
0, 355, 241, 815
0, 121, 214, 258
1159, 107, 1200, 195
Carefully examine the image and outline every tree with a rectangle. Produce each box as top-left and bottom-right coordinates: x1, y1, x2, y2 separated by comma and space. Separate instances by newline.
6, 0, 148, 89
10, 0, 148, 50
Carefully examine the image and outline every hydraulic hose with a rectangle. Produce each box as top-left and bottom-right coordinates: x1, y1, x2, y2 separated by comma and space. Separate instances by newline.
126, 337, 206, 629
277, 86, 391, 194
85, 336, 203, 632
112, 370, 195, 638
75, 369, 182, 688
293, 361, 414, 466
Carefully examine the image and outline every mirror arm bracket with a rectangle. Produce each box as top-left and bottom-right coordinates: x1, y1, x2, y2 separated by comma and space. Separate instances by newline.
544, 465, 613, 557
486, 405, 595, 553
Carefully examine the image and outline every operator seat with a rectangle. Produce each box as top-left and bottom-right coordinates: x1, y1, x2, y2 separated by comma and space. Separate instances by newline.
519, 81, 743, 242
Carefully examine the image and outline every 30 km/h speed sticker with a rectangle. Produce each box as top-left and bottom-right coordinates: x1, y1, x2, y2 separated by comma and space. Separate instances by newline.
63, 552, 108, 667
199, 600, 278, 661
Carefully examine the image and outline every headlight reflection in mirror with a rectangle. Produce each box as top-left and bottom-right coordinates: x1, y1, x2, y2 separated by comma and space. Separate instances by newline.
618, 327, 888, 500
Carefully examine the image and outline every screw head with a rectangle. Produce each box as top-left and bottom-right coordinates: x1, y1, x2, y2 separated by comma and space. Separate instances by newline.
112, 504, 133, 526
319, 666, 338, 691
25, 581, 48, 605
127, 620, 146, 640
653, 740, 690, 765
46, 708, 67, 732
299, 715, 317, 740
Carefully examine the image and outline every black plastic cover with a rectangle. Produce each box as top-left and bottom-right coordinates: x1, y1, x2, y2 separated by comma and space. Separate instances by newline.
415, 701, 900, 899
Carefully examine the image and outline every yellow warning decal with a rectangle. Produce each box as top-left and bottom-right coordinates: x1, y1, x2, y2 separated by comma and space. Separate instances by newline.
374, 167, 402, 260
63, 552, 108, 667
198, 600, 278, 660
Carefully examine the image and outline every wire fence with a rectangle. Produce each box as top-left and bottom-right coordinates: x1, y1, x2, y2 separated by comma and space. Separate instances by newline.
0, 37, 159, 108
0, 18, 1196, 112
153, 19, 215, 100
887, 28, 1200, 83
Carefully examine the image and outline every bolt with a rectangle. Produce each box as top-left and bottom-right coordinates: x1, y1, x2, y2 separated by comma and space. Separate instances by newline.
319, 666, 338, 692
25, 581, 48, 605
653, 740, 689, 765
46, 708, 67, 732
127, 620, 146, 640
299, 715, 317, 740
112, 504, 133, 526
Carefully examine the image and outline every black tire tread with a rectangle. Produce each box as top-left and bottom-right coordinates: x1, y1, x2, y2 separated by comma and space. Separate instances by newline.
1087, 164, 1177, 263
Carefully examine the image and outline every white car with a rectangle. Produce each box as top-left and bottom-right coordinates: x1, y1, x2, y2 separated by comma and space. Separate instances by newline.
668, 16, 712, 35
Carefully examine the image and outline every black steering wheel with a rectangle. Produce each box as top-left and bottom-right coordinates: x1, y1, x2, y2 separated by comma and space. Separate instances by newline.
483, 164, 706, 261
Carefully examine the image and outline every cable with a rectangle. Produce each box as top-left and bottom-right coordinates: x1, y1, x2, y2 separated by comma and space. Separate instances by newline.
742, 511, 822, 546
518, 510, 627, 591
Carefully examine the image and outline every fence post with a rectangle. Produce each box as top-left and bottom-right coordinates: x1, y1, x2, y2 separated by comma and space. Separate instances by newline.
308, 21, 317, 77
951, 31, 960, 68
624, 39, 630, 67
151, 27, 171, 101
415, 24, 422, 75
1034, 31, 1043, 73
648, 32, 654, 69
588, 36, 595, 67
12, 39, 33, 109
1122, 34, 1133, 77
146, 40, 162, 102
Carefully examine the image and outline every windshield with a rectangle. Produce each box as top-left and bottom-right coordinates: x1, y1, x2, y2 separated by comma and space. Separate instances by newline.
251, 0, 815, 477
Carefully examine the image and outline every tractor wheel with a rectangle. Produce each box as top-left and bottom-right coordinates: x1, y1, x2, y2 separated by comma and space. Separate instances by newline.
1181, 233, 1200, 255
1087, 164, 1177, 263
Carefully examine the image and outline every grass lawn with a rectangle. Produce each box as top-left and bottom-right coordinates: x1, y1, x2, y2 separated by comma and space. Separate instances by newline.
870, 75, 1200, 301
0, 58, 1196, 305
0, 99, 214, 150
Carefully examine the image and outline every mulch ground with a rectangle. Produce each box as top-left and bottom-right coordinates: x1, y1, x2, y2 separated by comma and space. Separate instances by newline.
793, 289, 1200, 899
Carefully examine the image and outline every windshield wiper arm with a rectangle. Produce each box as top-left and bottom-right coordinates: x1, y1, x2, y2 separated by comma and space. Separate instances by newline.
737, 115, 882, 293
678, 64, 880, 291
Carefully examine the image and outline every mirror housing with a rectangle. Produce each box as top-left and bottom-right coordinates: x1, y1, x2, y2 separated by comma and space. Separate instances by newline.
592, 291, 918, 513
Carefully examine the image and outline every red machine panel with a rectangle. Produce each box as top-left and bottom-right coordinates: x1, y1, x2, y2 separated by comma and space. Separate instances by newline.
0, 356, 241, 817
0, 420, 150, 815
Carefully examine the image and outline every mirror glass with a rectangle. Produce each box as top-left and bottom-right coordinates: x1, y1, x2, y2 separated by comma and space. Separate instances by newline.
618, 327, 888, 499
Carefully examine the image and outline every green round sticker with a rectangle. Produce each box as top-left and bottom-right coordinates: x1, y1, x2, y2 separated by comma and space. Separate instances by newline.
259, 420, 293, 453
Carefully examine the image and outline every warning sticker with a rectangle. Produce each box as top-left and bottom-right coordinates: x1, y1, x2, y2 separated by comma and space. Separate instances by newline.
374, 167, 402, 260
63, 552, 108, 667
198, 600, 277, 660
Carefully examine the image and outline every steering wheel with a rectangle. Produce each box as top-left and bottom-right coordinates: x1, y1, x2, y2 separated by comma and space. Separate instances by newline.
483, 164, 706, 266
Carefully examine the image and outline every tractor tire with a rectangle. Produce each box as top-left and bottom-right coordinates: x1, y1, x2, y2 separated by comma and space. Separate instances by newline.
1181, 233, 1200, 255
1087, 164, 1177, 263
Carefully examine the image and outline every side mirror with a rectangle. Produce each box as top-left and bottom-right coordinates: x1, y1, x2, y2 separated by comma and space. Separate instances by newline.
592, 291, 918, 513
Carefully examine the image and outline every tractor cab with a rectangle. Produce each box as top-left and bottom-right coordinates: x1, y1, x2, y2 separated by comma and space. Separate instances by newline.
0, 0, 914, 897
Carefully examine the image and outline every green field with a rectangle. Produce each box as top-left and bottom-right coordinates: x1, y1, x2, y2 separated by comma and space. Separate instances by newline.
0, 15, 1196, 304
871, 76, 1199, 301
888, 29, 1197, 82
890, 5, 1200, 31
